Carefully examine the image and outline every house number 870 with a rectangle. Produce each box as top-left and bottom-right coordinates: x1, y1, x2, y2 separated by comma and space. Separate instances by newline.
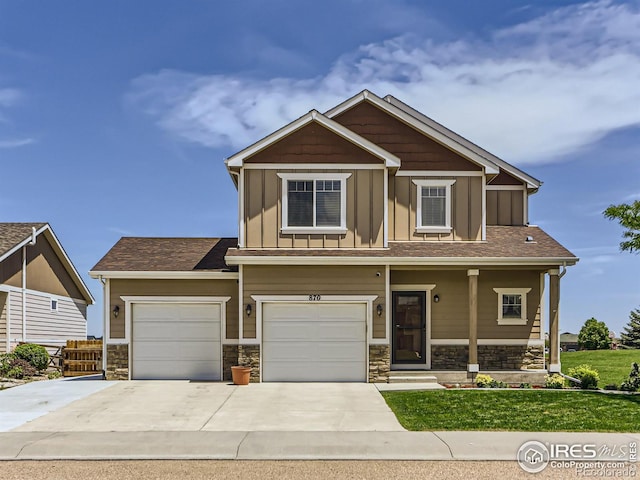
309, 294, 321, 301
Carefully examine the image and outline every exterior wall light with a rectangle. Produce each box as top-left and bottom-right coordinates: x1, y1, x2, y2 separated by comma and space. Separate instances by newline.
376, 304, 383, 316
246, 303, 252, 316
113, 305, 120, 318
433, 294, 440, 303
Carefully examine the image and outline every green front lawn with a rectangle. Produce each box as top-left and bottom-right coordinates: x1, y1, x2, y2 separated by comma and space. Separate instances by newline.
561, 350, 640, 387
382, 390, 640, 432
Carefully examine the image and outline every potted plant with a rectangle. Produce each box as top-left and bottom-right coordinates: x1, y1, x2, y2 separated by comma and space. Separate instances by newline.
231, 365, 251, 385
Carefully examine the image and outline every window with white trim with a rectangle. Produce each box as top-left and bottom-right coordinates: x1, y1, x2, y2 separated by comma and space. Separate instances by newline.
50, 298, 58, 312
493, 288, 531, 325
413, 179, 455, 233
278, 173, 351, 233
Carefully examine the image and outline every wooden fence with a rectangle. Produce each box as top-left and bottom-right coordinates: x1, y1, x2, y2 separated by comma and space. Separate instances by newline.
62, 340, 102, 377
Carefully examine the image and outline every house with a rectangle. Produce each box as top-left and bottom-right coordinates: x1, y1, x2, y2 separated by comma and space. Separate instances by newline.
560, 332, 579, 352
0, 223, 95, 352
90, 90, 577, 382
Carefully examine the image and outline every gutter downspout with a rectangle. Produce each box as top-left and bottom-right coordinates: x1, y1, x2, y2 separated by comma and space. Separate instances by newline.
21, 228, 37, 344
98, 275, 107, 377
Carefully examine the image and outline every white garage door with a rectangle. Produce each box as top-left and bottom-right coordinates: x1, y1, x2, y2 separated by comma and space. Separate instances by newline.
262, 303, 367, 382
132, 303, 221, 380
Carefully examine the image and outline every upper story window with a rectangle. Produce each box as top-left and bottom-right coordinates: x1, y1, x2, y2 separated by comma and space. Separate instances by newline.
50, 298, 58, 312
412, 179, 456, 233
278, 173, 351, 234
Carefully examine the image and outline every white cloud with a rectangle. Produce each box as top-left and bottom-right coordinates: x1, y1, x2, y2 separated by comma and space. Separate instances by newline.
129, 0, 640, 165
0, 138, 34, 149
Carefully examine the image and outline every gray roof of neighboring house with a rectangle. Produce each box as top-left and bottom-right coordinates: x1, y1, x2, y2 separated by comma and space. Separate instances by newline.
91, 237, 238, 272
0, 222, 47, 257
560, 333, 579, 343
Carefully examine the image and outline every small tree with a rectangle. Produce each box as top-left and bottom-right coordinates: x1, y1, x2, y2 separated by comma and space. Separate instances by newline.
603, 200, 640, 253
620, 307, 640, 349
578, 318, 612, 350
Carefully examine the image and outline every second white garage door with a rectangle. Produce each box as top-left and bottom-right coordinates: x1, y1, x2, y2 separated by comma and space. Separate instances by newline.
262, 302, 367, 382
132, 303, 221, 381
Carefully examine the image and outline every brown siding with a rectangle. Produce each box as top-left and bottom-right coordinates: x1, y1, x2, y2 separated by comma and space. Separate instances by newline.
334, 101, 481, 171
0, 238, 83, 298
488, 170, 524, 186
389, 176, 482, 241
244, 168, 385, 248
391, 269, 542, 340
245, 122, 383, 164
109, 279, 239, 340
487, 190, 525, 226
243, 265, 386, 339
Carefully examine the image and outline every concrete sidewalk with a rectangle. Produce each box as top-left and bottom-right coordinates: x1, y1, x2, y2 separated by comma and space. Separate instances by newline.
1, 431, 639, 461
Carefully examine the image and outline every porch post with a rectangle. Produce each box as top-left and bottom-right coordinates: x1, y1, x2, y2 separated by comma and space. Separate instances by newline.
467, 269, 479, 373
548, 269, 561, 373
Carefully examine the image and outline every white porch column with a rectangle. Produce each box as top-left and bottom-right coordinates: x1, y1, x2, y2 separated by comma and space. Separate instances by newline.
548, 269, 561, 373
467, 269, 479, 373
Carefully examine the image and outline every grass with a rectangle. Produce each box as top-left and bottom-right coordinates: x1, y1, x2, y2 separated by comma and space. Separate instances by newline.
382, 390, 640, 432
561, 349, 640, 387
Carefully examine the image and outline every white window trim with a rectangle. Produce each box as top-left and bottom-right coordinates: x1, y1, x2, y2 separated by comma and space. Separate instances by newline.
493, 288, 531, 325
278, 173, 351, 234
50, 297, 59, 313
412, 179, 456, 233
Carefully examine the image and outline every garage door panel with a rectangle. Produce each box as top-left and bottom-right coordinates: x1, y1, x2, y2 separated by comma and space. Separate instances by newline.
262, 302, 367, 382
132, 303, 221, 381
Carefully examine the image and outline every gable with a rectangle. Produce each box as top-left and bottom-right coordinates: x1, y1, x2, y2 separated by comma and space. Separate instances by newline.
488, 170, 525, 186
244, 121, 384, 164
333, 101, 481, 172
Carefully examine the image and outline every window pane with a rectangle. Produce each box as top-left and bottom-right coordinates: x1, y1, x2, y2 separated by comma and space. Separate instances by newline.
316, 191, 340, 226
288, 181, 313, 226
502, 294, 522, 318
421, 186, 446, 226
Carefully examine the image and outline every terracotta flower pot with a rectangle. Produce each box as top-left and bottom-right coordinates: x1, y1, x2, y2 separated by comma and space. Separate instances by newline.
231, 366, 251, 385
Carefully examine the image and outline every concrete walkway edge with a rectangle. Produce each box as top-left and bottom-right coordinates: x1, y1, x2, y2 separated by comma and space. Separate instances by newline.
1, 431, 639, 461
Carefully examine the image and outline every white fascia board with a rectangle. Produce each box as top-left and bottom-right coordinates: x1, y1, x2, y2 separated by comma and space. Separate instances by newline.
326, 90, 501, 175
89, 271, 239, 280
224, 255, 578, 266
383, 95, 541, 189
225, 109, 400, 168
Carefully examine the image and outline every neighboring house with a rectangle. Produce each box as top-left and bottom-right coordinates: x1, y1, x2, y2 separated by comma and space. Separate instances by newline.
90, 90, 578, 382
0, 223, 95, 352
560, 332, 579, 352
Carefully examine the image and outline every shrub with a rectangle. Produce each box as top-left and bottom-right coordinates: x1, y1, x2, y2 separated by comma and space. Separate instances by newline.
520, 383, 532, 389
620, 362, 640, 392
475, 374, 493, 388
14, 343, 49, 371
567, 364, 600, 390
489, 379, 508, 388
0, 356, 36, 379
545, 374, 565, 389
604, 384, 619, 391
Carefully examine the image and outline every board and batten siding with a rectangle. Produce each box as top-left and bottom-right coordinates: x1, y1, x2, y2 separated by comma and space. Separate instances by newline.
244, 169, 385, 249
389, 175, 483, 241
486, 190, 525, 226
108, 279, 239, 341
390, 270, 542, 340
242, 265, 386, 339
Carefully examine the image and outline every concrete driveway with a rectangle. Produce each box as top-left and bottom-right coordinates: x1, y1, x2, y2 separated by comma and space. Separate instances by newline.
8, 381, 404, 432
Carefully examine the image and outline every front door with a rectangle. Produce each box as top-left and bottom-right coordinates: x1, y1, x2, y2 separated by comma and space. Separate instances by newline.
392, 292, 426, 364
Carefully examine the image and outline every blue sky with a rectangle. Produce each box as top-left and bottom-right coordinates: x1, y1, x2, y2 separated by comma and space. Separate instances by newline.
1, 0, 639, 337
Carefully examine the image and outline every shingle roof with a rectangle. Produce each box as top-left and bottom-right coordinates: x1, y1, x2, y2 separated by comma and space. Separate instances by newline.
0, 222, 48, 257
91, 237, 238, 272
224, 226, 577, 262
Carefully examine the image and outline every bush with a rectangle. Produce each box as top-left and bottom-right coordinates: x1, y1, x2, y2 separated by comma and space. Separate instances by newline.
0, 355, 36, 379
475, 374, 493, 388
604, 384, 619, 391
489, 379, 508, 388
14, 343, 49, 371
520, 383, 532, 389
545, 374, 565, 389
568, 364, 600, 390
620, 362, 640, 392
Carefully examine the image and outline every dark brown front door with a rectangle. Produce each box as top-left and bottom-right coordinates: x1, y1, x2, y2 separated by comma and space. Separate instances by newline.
392, 291, 426, 364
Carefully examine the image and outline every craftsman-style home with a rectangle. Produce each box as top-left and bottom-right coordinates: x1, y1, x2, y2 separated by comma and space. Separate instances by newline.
91, 90, 577, 382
